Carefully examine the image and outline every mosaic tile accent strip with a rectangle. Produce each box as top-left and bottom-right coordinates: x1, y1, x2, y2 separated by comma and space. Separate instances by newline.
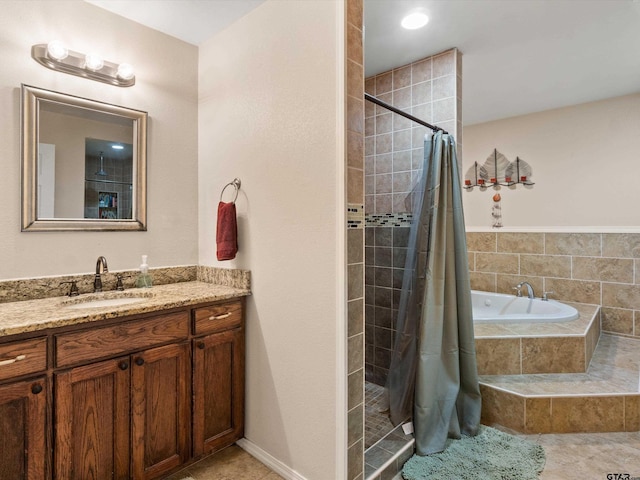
365, 212, 413, 227
348, 204, 365, 229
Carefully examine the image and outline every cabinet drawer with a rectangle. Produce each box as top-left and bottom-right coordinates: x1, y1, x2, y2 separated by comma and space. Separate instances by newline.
55, 311, 189, 367
0, 337, 47, 382
193, 300, 242, 335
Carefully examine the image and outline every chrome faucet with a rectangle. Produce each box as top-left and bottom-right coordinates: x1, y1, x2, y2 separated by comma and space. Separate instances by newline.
516, 281, 535, 299
94, 256, 109, 292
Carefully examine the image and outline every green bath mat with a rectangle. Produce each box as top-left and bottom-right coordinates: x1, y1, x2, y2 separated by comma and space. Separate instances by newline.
402, 425, 546, 480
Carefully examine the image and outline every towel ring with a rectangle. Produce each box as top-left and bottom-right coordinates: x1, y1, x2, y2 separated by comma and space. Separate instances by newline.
219, 178, 241, 203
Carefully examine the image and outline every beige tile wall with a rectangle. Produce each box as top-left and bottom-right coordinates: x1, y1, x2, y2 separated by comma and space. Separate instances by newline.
345, 1, 365, 479
467, 231, 640, 338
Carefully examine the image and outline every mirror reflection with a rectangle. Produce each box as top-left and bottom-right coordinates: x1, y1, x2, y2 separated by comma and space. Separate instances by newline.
22, 85, 147, 231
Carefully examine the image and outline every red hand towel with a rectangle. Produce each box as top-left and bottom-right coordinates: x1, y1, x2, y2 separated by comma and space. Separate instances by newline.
216, 201, 238, 261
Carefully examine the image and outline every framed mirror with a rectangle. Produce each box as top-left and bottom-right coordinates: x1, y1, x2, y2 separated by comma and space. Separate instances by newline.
21, 84, 147, 231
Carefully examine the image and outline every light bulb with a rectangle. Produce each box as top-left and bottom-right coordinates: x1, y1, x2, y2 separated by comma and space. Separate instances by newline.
401, 12, 429, 30
46, 40, 68, 61
84, 53, 104, 71
116, 63, 134, 80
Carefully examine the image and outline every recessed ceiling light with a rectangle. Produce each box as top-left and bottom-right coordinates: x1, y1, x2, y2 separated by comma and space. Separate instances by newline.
401, 12, 429, 30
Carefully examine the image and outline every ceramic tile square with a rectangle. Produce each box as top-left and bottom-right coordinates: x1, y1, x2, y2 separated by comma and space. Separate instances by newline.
603, 283, 640, 310
392, 86, 411, 109
521, 336, 585, 374
469, 272, 496, 292
411, 58, 431, 83
520, 254, 571, 278
475, 338, 521, 375
348, 131, 364, 169
545, 233, 601, 256
375, 72, 392, 94
625, 395, 640, 431
348, 59, 363, 99
601, 307, 634, 336
545, 277, 601, 305
347, 204, 365, 230
551, 396, 624, 433
497, 232, 544, 254
347, 0, 363, 31
603, 233, 640, 258
392, 65, 411, 90
433, 49, 456, 77
573, 257, 633, 283
348, 96, 364, 134
467, 232, 497, 252
348, 167, 364, 204
525, 397, 552, 434
475, 252, 519, 274
479, 384, 524, 431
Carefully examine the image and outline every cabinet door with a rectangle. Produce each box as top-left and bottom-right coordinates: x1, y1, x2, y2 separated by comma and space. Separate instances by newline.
131, 343, 190, 480
193, 328, 244, 456
55, 358, 130, 480
0, 377, 47, 480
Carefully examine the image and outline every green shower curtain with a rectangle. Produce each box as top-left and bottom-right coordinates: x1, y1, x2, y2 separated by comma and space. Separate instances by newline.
386, 131, 481, 455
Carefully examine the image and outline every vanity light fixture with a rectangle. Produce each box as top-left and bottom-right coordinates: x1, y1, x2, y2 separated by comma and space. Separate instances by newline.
401, 12, 429, 30
31, 41, 135, 87
111, 144, 124, 150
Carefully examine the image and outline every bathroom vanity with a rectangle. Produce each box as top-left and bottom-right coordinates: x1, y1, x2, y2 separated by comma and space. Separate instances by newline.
0, 281, 248, 480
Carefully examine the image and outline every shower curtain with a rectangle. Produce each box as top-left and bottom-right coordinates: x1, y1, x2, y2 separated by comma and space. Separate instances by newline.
385, 131, 481, 455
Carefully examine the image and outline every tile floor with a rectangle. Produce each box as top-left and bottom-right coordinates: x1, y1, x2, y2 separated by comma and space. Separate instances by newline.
167, 430, 640, 480
167, 445, 284, 480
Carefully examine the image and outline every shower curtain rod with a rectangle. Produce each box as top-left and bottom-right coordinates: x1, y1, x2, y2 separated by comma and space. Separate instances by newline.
364, 93, 448, 135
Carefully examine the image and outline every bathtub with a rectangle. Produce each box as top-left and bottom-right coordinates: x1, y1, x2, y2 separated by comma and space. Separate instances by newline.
472, 290, 579, 323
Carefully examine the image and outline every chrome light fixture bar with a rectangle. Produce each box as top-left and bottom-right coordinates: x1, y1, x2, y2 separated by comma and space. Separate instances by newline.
31, 41, 135, 87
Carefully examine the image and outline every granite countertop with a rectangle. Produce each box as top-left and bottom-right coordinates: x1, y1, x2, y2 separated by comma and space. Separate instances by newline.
0, 281, 250, 337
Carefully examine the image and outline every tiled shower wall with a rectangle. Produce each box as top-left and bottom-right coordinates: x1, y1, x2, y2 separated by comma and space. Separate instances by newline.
467, 231, 640, 339
363, 50, 462, 385
345, 1, 365, 479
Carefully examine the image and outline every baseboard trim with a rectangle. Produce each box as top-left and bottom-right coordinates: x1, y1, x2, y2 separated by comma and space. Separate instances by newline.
236, 438, 309, 480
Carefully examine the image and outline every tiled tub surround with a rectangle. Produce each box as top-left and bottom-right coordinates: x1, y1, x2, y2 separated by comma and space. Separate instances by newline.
480, 334, 640, 435
467, 231, 640, 339
470, 231, 640, 434
475, 302, 600, 375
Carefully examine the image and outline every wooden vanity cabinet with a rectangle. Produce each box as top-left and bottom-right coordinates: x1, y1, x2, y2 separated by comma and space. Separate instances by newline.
54, 312, 192, 480
0, 377, 48, 480
54, 343, 191, 480
0, 337, 49, 480
0, 297, 245, 480
192, 300, 245, 456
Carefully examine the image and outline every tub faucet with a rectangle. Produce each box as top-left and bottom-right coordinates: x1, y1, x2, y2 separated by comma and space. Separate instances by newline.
94, 256, 109, 292
516, 281, 535, 299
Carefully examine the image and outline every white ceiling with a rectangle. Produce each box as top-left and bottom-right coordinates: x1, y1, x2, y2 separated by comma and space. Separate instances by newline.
85, 0, 640, 125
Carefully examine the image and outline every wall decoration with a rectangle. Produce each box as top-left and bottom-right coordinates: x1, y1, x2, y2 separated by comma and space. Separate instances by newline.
464, 149, 534, 190
491, 193, 503, 228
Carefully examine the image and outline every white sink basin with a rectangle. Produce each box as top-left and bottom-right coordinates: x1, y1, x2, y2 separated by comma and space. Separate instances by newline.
62, 291, 153, 309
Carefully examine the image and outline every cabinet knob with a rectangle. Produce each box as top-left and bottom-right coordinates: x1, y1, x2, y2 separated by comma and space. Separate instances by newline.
31, 383, 43, 395
119, 361, 129, 370
197, 342, 205, 350
135, 357, 145, 366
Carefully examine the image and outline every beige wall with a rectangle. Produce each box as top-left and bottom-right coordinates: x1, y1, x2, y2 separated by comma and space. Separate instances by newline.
0, 1, 198, 279
198, 1, 345, 478
463, 94, 640, 230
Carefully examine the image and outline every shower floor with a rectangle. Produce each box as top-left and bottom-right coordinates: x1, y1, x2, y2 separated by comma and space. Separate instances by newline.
364, 382, 394, 448
364, 381, 415, 480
